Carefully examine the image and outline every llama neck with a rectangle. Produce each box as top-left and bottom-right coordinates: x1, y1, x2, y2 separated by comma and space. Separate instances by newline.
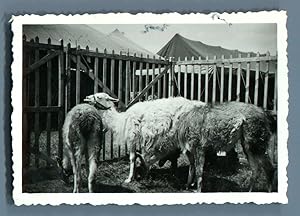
101, 106, 125, 134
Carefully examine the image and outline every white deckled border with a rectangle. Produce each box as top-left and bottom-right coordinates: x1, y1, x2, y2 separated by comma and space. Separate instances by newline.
11, 11, 288, 206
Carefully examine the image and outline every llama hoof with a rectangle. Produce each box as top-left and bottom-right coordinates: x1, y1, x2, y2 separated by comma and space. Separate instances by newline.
124, 178, 132, 183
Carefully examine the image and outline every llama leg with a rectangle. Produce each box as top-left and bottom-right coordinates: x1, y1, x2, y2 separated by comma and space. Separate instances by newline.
195, 146, 205, 192
125, 151, 136, 183
69, 153, 78, 193
185, 150, 195, 189
74, 151, 82, 193
88, 153, 97, 193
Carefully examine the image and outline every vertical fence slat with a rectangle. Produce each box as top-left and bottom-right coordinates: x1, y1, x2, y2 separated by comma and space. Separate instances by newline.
254, 52, 260, 105
184, 57, 188, 98
65, 43, 71, 114
198, 57, 202, 101
145, 56, 150, 99
228, 55, 233, 102
94, 49, 99, 93
58, 40, 65, 162
220, 55, 224, 103
177, 57, 181, 96
158, 63, 162, 98
46, 39, 52, 164
245, 53, 251, 103
151, 58, 156, 98
76, 46, 81, 104
118, 52, 123, 102
132, 57, 136, 101
273, 61, 277, 113
169, 59, 174, 97
212, 56, 217, 105
111, 50, 115, 94
125, 57, 130, 105
263, 52, 270, 110
205, 56, 209, 103
139, 58, 143, 101
103, 49, 107, 92
163, 64, 167, 98
34, 37, 40, 167
236, 53, 242, 102
191, 56, 195, 100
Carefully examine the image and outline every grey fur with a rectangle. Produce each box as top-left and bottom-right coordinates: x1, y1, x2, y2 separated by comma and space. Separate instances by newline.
62, 103, 103, 193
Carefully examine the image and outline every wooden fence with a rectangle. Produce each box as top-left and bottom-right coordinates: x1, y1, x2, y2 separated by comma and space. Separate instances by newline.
22, 36, 277, 169
22, 36, 172, 169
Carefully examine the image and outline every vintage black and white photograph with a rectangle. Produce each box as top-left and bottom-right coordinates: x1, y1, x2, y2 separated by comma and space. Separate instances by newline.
11, 12, 288, 205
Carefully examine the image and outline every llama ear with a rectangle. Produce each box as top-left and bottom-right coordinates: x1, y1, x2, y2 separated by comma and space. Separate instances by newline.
107, 95, 119, 102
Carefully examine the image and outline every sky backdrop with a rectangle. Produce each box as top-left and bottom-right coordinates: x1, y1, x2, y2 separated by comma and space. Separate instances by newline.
91, 24, 277, 56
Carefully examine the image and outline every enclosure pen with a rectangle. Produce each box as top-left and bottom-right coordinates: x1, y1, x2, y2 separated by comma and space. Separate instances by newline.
22, 36, 277, 177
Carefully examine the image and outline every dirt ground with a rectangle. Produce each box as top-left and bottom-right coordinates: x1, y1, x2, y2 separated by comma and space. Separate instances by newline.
23, 153, 277, 193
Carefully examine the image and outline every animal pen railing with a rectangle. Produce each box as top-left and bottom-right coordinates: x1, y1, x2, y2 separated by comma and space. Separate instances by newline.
23, 36, 277, 171
22, 36, 172, 170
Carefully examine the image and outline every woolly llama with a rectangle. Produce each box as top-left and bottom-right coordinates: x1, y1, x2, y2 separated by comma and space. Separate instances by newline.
177, 102, 275, 192
84, 92, 205, 184
62, 103, 103, 193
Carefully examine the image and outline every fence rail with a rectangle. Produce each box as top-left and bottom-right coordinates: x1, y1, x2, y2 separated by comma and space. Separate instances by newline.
22, 35, 277, 169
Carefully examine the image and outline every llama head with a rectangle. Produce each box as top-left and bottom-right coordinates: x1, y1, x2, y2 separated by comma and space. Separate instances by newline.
84, 93, 119, 110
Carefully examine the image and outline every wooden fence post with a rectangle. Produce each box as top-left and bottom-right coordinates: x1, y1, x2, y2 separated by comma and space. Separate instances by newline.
198, 56, 202, 101
220, 55, 225, 103
236, 53, 242, 102
158, 60, 162, 98
94, 48, 99, 93
139, 55, 143, 101
212, 55, 217, 106
191, 56, 195, 100
228, 55, 233, 102
118, 51, 123, 103
245, 53, 251, 103
205, 56, 209, 103
103, 49, 107, 92
254, 52, 260, 106
111, 50, 115, 95
65, 43, 71, 114
145, 55, 150, 99
46, 38, 52, 165
58, 39, 65, 162
76, 45, 81, 105
184, 57, 188, 98
177, 57, 181, 96
34, 36, 40, 167
263, 52, 270, 110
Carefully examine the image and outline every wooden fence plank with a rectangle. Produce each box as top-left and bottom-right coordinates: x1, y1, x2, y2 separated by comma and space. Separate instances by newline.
76, 46, 81, 104
94, 49, 99, 93
220, 55, 224, 103
132, 58, 137, 101
205, 56, 209, 103
34, 37, 40, 167
111, 50, 115, 94
27, 50, 60, 73
169, 60, 173, 97
236, 53, 242, 102
245, 53, 251, 103
118, 53, 123, 102
139, 60, 143, 101
212, 56, 217, 105
125, 58, 130, 105
151, 61, 156, 98
273, 64, 277, 112
191, 56, 195, 100
145, 57, 150, 99
65, 43, 71, 114
46, 39, 52, 164
177, 57, 181, 96
254, 53, 260, 106
103, 50, 107, 92
58, 40, 64, 162
184, 57, 188, 98
263, 52, 270, 110
176, 55, 277, 65
198, 57, 202, 101
228, 55, 233, 102
163, 65, 167, 98
158, 63, 162, 98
